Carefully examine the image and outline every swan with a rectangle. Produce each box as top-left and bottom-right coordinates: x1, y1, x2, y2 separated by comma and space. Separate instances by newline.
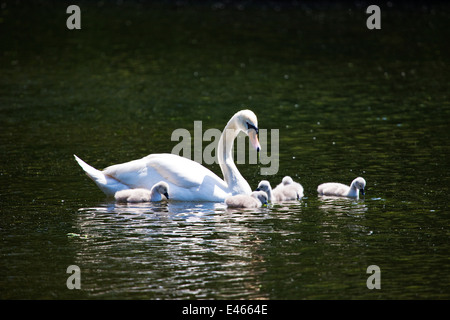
317, 177, 366, 198
225, 191, 268, 208
272, 176, 304, 200
74, 110, 261, 201
255, 180, 274, 202
255, 177, 303, 202
114, 181, 169, 203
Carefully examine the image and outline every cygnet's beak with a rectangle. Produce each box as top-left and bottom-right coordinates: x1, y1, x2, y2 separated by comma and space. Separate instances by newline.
359, 188, 365, 196
164, 192, 169, 199
248, 129, 261, 152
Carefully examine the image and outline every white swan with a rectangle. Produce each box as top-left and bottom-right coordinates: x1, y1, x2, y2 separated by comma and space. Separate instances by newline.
114, 181, 169, 203
225, 191, 268, 208
256, 177, 303, 202
74, 110, 261, 201
317, 177, 366, 198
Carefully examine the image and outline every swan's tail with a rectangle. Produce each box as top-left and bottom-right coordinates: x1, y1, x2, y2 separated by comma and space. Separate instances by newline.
74, 154, 129, 196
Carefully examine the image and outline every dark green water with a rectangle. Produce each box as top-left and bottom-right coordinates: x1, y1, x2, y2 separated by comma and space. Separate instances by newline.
1, 1, 449, 299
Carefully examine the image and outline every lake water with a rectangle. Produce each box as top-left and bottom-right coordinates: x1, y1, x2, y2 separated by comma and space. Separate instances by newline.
1, 1, 449, 300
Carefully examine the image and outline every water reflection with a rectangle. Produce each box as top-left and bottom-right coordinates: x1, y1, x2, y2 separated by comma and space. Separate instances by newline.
80, 200, 227, 216
317, 196, 371, 245
317, 196, 368, 216
74, 201, 271, 299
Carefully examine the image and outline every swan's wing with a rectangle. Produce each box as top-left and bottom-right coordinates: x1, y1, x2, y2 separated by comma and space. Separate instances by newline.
103, 153, 230, 201
317, 183, 349, 196
225, 195, 257, 208
115, 188, 151, 202
74, 154, 130, 195
103, 153, 219, 187
271, 188, 285, 201
292, 182, 304, 198
273, 182, 284, 191
282, 185, 302, 200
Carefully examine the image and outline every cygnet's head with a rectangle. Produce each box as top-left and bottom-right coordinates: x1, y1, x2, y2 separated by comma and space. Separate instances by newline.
153, 181, 170, 199
282, 176, 294, 185
352, 177, 366, 195
256, 180, 272, 201
256, 180, 271, 192
251, 190, 268, 206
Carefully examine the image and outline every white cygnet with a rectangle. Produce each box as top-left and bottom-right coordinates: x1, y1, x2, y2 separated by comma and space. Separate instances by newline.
114, 181, 169, 203
225, 191, 268, 208
255, 180, 274, 202
317, 177, 366, 198
272, 176, 304, 201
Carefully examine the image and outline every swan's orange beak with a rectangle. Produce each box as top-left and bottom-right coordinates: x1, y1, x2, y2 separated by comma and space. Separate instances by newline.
248, 129, 261, 152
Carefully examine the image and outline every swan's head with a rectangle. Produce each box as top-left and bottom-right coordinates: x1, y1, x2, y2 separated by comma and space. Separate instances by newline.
153, 181, 170, 199
234, 109, 261, 152
255, 180, 272, 200
251, 190, 268, 206
282, 176, 294, 185
256, 180, 272, 192
351, 177, 366, 196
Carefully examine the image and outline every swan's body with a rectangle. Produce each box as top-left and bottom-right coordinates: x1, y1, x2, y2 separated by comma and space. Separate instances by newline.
74, 110, 260, 201
272, 176, 304, 200
225, 191, 268, 208
317, 177, 366, 198
114, 181, 169, 203
255, 176, 303, 202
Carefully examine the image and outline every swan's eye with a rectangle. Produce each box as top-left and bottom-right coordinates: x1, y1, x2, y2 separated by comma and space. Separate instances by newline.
246, 121, 259, 134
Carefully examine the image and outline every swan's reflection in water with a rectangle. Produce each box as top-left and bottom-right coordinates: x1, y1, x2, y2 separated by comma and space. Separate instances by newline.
317, 196, 368, 216
75, 200, 271, 299
73, 196, 373, 299
317, 195, 371, 241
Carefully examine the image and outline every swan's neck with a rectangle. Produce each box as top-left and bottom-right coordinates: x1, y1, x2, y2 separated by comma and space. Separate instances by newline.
265, 187, 273, 202
348, 183, 358, 197
150, 189, 162, 201
217, 120, 252, 195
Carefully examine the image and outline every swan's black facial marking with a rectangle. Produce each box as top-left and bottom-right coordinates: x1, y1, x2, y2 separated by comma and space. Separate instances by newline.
246, 121, 259, 134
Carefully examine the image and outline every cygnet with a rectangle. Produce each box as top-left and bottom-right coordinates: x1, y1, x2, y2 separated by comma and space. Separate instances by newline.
114, 181, 169, 203
225, 191, 268, 208
272, 176, 304, 201
317, 177, 366, 198
255, 180, 274, 202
